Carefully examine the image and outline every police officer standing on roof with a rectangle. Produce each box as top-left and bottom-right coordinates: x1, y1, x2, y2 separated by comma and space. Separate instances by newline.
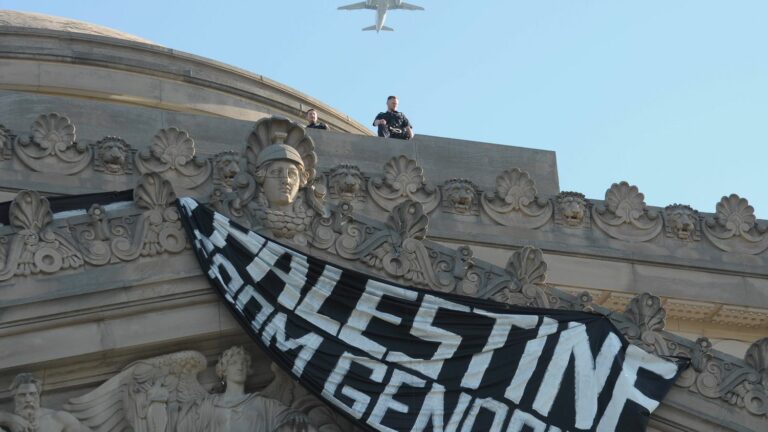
373, 96, 413, 140
306, 108, 330, 130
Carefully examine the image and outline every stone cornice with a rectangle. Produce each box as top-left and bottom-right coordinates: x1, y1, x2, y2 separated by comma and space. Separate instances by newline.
0, 26, 372, 135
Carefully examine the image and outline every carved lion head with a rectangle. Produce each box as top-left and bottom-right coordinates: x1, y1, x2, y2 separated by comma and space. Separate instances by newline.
329, 164, 365, 198
214, 152, 241, 188
96, 138, 128, 174
556, 192, 587, 226
443, 179, 478, 214
664, 204, 699, 240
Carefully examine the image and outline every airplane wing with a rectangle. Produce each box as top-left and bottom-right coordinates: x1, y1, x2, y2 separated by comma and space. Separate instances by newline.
338, 2, 374, 10
396, 2, 425, 11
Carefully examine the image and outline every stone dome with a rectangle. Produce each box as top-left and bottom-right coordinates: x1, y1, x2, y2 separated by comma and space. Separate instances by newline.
0, 10, 154, 44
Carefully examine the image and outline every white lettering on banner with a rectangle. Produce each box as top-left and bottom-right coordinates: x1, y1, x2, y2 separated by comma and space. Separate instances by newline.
236, 285, 274, 330
506, 409, 547, 432
275, 252, 309, 310
386, 294, 469, 380
505, 317, 559, 404
210, 253, 244, 301
180, 200, 685, 432
295, 265, 344, 336
338, 280, 418, 360
261, 312, 322, 376
533, 322, 622, 429
460, 397, 509, 432
369, 369, 428, 432
460, 310, 539, 390
412, 384, 471, 432
596, 344, 679, 432
322, 354, 388, 419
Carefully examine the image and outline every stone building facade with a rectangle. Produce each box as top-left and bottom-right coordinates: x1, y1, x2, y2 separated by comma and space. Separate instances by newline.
0, 10, 766, 432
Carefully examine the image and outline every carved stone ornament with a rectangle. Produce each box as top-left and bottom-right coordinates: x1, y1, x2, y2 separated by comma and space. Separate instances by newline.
92, 136, 134, 175
13, 113, 93, 175
327, 164, 367, 202
0, 190, 83, 281
441, 178, 480, 215
703, 194, 768, 254
480, 168, 552, 228
554, 191, 589, 228
216, 117, 326, 245
615, 293, 669, 355
490, 246, 552, 308
63, 346, 327, 432
335, 200, 455, 289
592, 181, 663, 242
664, 204, 701, 241
0, 124, 12, 160
368, 155, 440, 213
136, 127, 212, 189
212, 150, 241, 192
0, 373, 90, 432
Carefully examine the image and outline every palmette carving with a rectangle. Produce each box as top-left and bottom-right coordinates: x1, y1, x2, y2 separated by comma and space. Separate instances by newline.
0, 190, 83, 280
14, 113, 93, 175
369, 155, 440, 213
703, 194, 768, 254
481, 168, 552, 228
615, 293, 669, 355
136, 127, 211, 189
592, 181, 663, 242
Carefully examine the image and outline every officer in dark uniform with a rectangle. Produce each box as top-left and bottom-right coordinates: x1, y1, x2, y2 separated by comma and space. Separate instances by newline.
306, 108, 330, 130
373, 96, 413, 140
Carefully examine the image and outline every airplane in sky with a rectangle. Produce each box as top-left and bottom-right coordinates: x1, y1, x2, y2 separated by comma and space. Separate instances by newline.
338, 0, 424, 33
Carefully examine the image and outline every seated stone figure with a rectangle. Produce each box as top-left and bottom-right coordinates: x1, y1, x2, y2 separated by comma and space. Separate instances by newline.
0, 373, 90, 432
178, 346, 315, 432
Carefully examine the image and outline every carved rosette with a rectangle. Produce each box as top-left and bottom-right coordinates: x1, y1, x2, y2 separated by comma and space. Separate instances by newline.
136, 127, 212, 189
13, 113, 92, 175
703, 194, 768, 254
554, 191, 590, 228
0, 190, 83, 280
481, 168, 552, 228
441, 178, 480, 215
592, 182, 663, 242
0, 124, 12, 160
369, 155, 440, 213
664, 204, 701, 241
92, 136, 135, 175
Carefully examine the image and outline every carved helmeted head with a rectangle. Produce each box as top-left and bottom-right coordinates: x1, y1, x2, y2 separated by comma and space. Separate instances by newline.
246, 118, 317, 210
556, 192, 587, 226
664, 204, 699, 240
10, 373, 42, 421
254, 144, 308, 208
443, 179, 478, 214
329, 164, 365, 199
96, 137, 129, 174
216, 346, 253, 387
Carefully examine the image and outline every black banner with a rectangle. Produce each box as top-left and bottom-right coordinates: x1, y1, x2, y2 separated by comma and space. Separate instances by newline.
177, 198, 688, 432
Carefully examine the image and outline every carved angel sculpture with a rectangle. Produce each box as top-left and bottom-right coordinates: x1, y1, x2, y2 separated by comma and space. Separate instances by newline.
63, 347, 315, 432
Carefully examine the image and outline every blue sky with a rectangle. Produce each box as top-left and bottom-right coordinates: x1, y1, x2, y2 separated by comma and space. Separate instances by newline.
2, 0, 766, 217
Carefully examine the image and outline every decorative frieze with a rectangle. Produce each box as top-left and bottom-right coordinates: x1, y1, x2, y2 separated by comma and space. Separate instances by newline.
592, 181, 663, 242
14, 113, 92, 175
703, 194, 768, 255
369, 155, 440, 213
481, 168, 552, 228
136, 127, 211, 189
